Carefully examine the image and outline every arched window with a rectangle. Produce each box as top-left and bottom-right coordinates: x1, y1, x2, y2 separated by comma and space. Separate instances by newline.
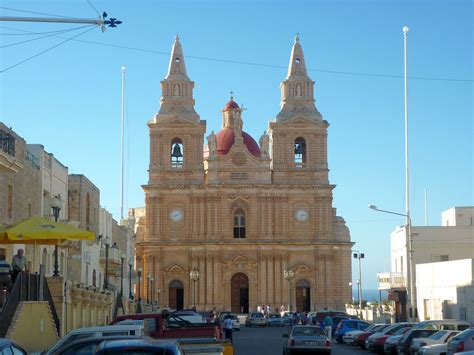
233, 209, 246, 239
173, 83, 181, 96
294, 137, 306, 167
171, 138, 184, 168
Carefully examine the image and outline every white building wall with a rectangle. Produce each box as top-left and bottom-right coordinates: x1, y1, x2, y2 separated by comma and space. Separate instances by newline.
416, 259, 474, 322
442, 207, 474, 227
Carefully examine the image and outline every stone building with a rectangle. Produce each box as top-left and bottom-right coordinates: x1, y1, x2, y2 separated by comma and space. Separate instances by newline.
136, 36, 352, 312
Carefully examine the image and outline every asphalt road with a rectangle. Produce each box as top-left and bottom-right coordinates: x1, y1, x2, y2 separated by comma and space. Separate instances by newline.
232, 324, 369, 355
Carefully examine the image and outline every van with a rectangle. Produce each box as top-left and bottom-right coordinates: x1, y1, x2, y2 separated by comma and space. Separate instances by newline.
46, 324, 144, 354
416, 320, 471, 331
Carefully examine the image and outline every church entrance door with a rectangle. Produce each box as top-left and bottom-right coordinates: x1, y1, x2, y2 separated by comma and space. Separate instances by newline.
231, 273, 249, 314
296, 279, 311, 312
169, 280, 184, 310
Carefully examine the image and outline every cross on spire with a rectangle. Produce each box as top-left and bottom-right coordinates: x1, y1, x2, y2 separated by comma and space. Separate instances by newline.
230, 90, 234, 99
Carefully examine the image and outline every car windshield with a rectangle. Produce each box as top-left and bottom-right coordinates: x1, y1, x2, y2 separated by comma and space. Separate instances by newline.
252, 313, 263, 318
374, 324, 389, 332
428, 330, 447, 340
451, 328, 474, 341
269, 314, 281, 318
292, 327, 325, 337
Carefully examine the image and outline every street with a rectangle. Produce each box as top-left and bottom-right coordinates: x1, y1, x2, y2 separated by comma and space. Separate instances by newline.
233, 325, 369, 355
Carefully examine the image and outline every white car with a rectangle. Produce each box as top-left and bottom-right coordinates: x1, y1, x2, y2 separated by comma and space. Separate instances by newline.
411, 330, 459, 354
419, 343, 448, 355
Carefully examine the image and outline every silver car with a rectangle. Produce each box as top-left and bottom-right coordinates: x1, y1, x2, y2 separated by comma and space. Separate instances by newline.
282, 325, 331, 354
245, 312, 267, 327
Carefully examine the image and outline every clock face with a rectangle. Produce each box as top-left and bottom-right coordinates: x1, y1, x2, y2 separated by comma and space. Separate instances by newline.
295, 208, 309, 222
169, 208, 184, 222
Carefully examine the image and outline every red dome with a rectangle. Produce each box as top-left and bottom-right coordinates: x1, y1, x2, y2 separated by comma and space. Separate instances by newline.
216, 128, 260, 157
224, 98, 240, 110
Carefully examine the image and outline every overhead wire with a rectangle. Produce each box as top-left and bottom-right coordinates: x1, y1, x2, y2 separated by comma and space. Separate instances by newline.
0, 25, 96, 74
0, 6, 82, 19
86, 0, 101, 17
0, 25, 92, 36
0, 25, 472, 82
0, 24, 96, 49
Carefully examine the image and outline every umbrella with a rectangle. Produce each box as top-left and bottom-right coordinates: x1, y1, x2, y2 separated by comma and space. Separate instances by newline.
0, 216, 95, 245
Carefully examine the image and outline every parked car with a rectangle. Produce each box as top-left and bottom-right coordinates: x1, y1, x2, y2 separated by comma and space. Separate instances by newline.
447, 327, 474, 355
267, 313, 285, 327
396, 328, 439, 354
382, 327, 413, 355
418, 343, 450, 355
343, 323, 386, 345
365, 322, 417, 353
353, 324, 391, 349
245, 312, 267, 327
283, 312, 298, 325
94, 338, 184, 355
282, 325, 331, 354
46, 324, 144, 354
220, 313, 240, 331
416, 320, 471, 332
410, 330, 460, 354
52, 335, 148, 355
334, 319, 371, 343
0, 339, 27, 355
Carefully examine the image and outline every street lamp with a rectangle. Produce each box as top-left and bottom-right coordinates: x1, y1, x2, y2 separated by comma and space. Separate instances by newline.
120, 252, 126, 296
103, 237, 111, 290
353, 250, 365, 312
189, 266, 200, 310
146, 274, 151, 304
137, 267, 142, 302
150, 275, 154, 307
157, 287, 161, 307
128, 258, 134, 300
369, 204, 416, 320
283, 266, 295, 312
50, 195, 63, 277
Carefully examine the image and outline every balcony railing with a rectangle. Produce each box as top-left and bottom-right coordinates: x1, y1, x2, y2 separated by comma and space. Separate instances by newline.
99, 248, 122, 266
0, 130, 15, 157
377, 272, 406, 290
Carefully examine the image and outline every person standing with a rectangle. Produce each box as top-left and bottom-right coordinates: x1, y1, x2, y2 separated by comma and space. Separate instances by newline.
223, 315, 233, 343
11, 249, 27, 284
0, 255, 12, 292
323, 315, 333, 339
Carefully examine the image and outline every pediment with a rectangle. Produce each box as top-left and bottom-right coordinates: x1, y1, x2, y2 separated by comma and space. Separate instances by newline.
165, 264, 186, 273
293, 262, 311, 274
280, 115, 327, 128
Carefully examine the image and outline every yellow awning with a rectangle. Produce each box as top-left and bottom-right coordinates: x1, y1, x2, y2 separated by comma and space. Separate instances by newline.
0, 217, 95, 245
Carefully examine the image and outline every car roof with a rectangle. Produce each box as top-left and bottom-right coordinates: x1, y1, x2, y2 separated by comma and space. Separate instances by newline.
113, 313, 160, 321
68, 324, 142, 333
96, 338, 180, 350
57, 336, 147, 353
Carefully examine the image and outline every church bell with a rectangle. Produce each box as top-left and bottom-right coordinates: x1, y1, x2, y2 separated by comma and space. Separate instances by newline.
172, 143, 183, 158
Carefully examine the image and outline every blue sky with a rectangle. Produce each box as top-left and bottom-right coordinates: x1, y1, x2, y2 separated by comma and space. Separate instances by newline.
1, 0, 472, 291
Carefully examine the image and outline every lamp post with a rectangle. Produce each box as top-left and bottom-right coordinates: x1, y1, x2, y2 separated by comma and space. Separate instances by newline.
50, 195, 63, 277
150, 275, 154, 308
137, 267, 142, 302
103, 237, 111, 290
353, 250, 365, 312
369, 204, 416, 321
157, 288, 160, 308
283, 266, 295, 312
189, 267, 200, 310
120, 252, 125, 296
128, 258, 133, 300
146, 274, 151, 304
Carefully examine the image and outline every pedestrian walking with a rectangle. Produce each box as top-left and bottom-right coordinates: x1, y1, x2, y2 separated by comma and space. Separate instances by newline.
323, 315, 333, 339
11, 249, 27, 284
223, 315, 233, 343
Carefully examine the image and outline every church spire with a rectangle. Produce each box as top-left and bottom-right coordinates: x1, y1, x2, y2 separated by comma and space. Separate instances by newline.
276, 36, 323, 122
166, 34, 189, 80
287, 34, 308, 78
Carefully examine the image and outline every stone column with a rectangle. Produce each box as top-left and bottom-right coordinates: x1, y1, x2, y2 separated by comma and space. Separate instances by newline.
206, 254, 213, 309
198, 254, 206, 307
213, 255, 221, 309
275, 255, 282, 307
267, 254, 274, 306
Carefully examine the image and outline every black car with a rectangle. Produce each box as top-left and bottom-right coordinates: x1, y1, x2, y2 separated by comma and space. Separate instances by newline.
0, 339, 27, 355
94, 338, 184, 355
396, 329, 439, 354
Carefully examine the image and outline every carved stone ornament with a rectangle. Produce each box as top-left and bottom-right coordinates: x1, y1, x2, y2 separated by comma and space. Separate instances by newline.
231, 152, 247, 166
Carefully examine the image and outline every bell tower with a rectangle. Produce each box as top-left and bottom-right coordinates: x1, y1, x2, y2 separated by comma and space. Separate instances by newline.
269, 36, 329, 185
147, 36, 206, 185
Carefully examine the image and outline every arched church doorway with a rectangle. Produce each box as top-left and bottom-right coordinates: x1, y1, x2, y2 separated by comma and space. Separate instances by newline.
169, 280, 184, 310
296, 279, 311, 312
231, 273, 249, 314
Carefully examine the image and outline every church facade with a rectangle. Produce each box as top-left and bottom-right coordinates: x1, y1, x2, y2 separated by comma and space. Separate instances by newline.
136, 36, 352, 313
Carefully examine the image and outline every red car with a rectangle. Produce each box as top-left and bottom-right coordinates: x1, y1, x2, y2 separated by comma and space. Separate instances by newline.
353, 324, 390, 349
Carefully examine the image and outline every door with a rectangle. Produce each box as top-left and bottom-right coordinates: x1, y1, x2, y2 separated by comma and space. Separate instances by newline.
231, 273, 249, 313
296, 279, 311, 312
169, 280, 184, 310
